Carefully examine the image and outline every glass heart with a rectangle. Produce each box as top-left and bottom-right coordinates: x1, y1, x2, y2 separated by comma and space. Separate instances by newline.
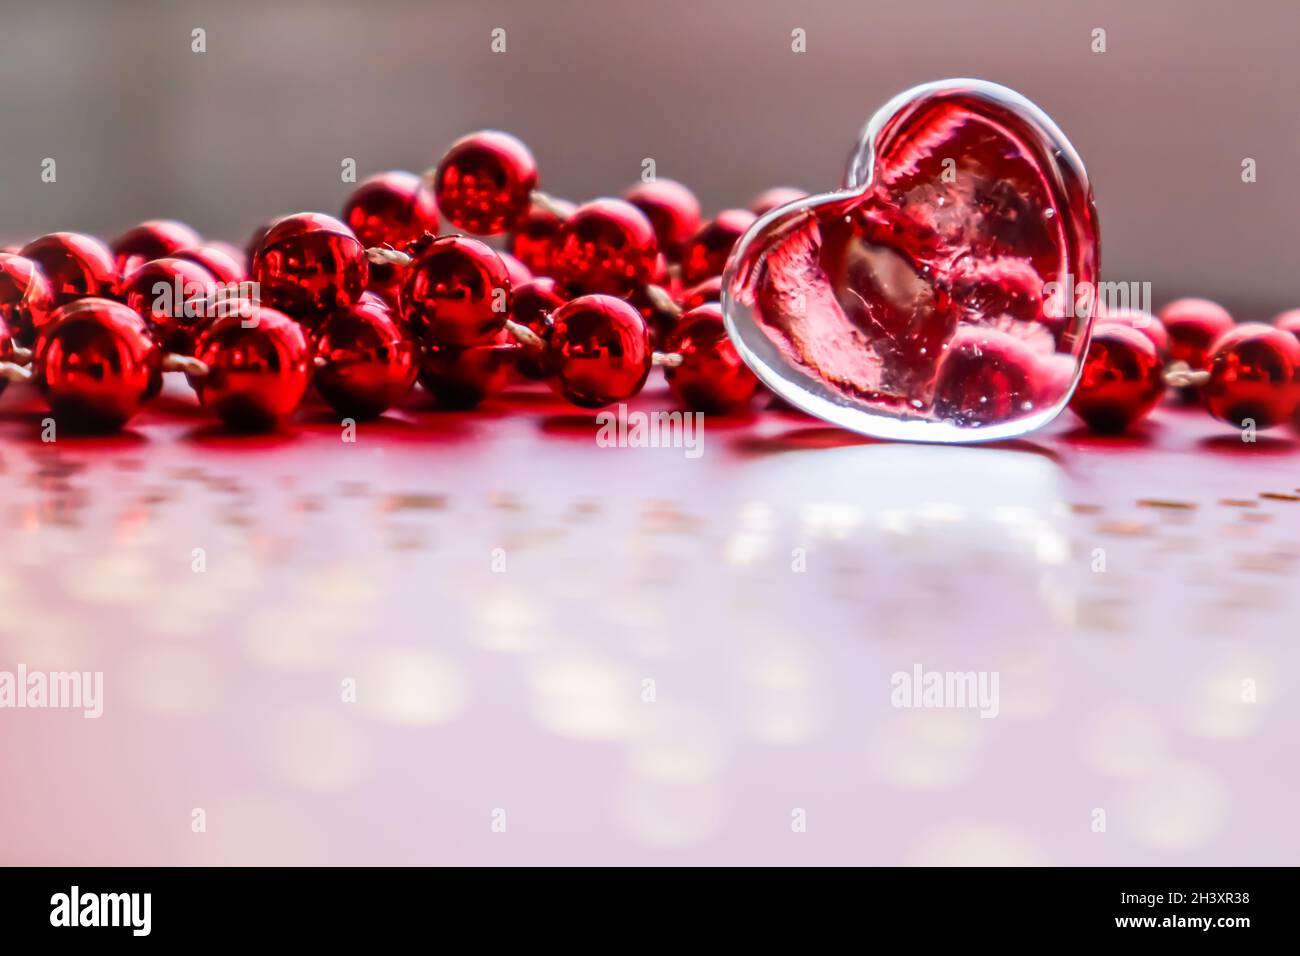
722, 79, 1100, 443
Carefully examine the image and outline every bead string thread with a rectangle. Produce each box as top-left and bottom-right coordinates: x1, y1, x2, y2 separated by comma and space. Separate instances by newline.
161, 353, 210, 377
0, 362, 33, 383
1163, 360, 1211, 389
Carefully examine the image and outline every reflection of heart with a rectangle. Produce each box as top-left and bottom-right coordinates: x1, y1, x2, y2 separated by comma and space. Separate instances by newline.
722, 79, 1100, 443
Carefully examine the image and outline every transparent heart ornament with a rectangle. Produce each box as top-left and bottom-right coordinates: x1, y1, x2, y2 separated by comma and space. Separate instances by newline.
721, 79, 1100, 443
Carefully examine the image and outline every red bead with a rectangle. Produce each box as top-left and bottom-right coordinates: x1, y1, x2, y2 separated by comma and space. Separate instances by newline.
434, 131, 538, 235
750, 187, 809, 216
418, 341, 517, 409
546, 294, 652, 407
498, 250, 533, 287
109, 220, 201, 278
0, 252, 56, 347
314, 296, 417, 418
664, 303, 760, 412
680, 209, 757, 285
251, 213, 368, 324
1099, 307, 1168, 354
932, 327, 1069, 427
1202, 323, 1300, 429
244, 217, 283, 265
401, 235, 511, 347
191, 305, 312, 430
34, 298, 162, 431
511, 277, 565, 379
681, 276, 722, 311
554, 198, 658, 296
174, 244, 247, 286
1069, 323, 1165, 432
1159, 298, 1234, 369
508, 196, 574, 275
342, 171, 439, 295
1273, 309, 1300, 340
19, 233, 118, 307
624, 179, 701, 259
120, 257, 218, 354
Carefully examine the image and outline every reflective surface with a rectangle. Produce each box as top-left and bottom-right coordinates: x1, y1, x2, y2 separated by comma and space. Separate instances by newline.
109, 220, 202, 279
342, 171, 439, 297
1069, 324, 1165, 433
664, 303, 760, 412
191, 306, 311, 430
0, 252, 56, 347
19, 233, 119, 308
120, 257, 218, 355
546, 294, 651, 408
314, 297, 418, 419
723, 79, 1100, 443
401, 235, 511, 347
434, 131, 538, 236
1202, 324, 1300, 429
251, 213, 368, 324
555, 199, 658, 297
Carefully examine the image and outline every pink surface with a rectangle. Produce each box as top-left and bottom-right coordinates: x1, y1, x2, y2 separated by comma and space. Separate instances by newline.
0, 376, 1296, 865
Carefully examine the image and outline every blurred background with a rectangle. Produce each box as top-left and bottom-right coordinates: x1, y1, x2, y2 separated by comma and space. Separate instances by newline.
0, 0, 1296, 316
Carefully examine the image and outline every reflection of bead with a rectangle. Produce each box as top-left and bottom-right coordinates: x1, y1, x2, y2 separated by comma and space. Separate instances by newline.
434, 131, 537, 235
0, 252, 56, 347
1070, 324, 1165, 433
418, 340, 516, 409
192, 306, 311, 431
664, 304, 760, 412
34, 298, 162, 431
314, 295, 418, 419
546, 295, 651, 408
1202, 324, 1300, 429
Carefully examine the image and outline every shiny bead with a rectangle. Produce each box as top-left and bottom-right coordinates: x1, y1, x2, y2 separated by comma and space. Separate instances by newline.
434, 130, 538, 235
401, 235, 511, 347
511, 277, 565, 379
314, 296, 417, 418
664, 303, 760, 412
1273, 309, 1300, 340
0, 252, 56, 347
1202, 323, 1300, 429
34, 298, 162, 432
624, 179, 701, 259
1069, 323, 1165, 433
498, 250, 533, 287
932, 327, 1072, 428
251, 212, 368, 324
1159, 298, 1234, 369
509, 196, 574, 275
19, 232, 118, 307
120, 257, 218, 354
342, 171, 439, 295
681, 276, 722, 311
546, 294, 651, 407
191, 305, 312, 430
750, 187, 809, 216
175, 244, 247, 286
554, 198, 658, 296
680, 209, 757, 285
244, 216, 283, 265
109, 220, 201, 278
418, 340, 517, 409
1099, 307, 1167, 354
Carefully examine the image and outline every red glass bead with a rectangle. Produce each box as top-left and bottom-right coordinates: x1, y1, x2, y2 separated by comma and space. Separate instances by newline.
546, 294, 652, 407
1099, 307, 1168, 355
681, 276, 722, 311
624, 179, 702, 259
19, 233, 118, 307
509, 196, 574, 275
434, 131, 538, 235
174, 244, 247, 286
1273, 309, 1300, 340
34, 298, 162, 431
554, 198, 658, 296
401, 235, 511, 347
342, 171, 439, 295
191, 305, 312, 430
680, 209, 757, 285
1069, 323, 1165, 433
1202, 323, 1300, 429
750, 187, 809, 216
418, 340, 517, 409
314, 295, 417, 418
932, 327, 1072, 428
109, 220, 201, 278
251, 213, 368, 324
511, 277, 565, 380
664, 303, 761, 412
498, 250, 533, 287
120, 257, 218, 354
0, 252, 56, 347
1159, 298, 1234, 369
